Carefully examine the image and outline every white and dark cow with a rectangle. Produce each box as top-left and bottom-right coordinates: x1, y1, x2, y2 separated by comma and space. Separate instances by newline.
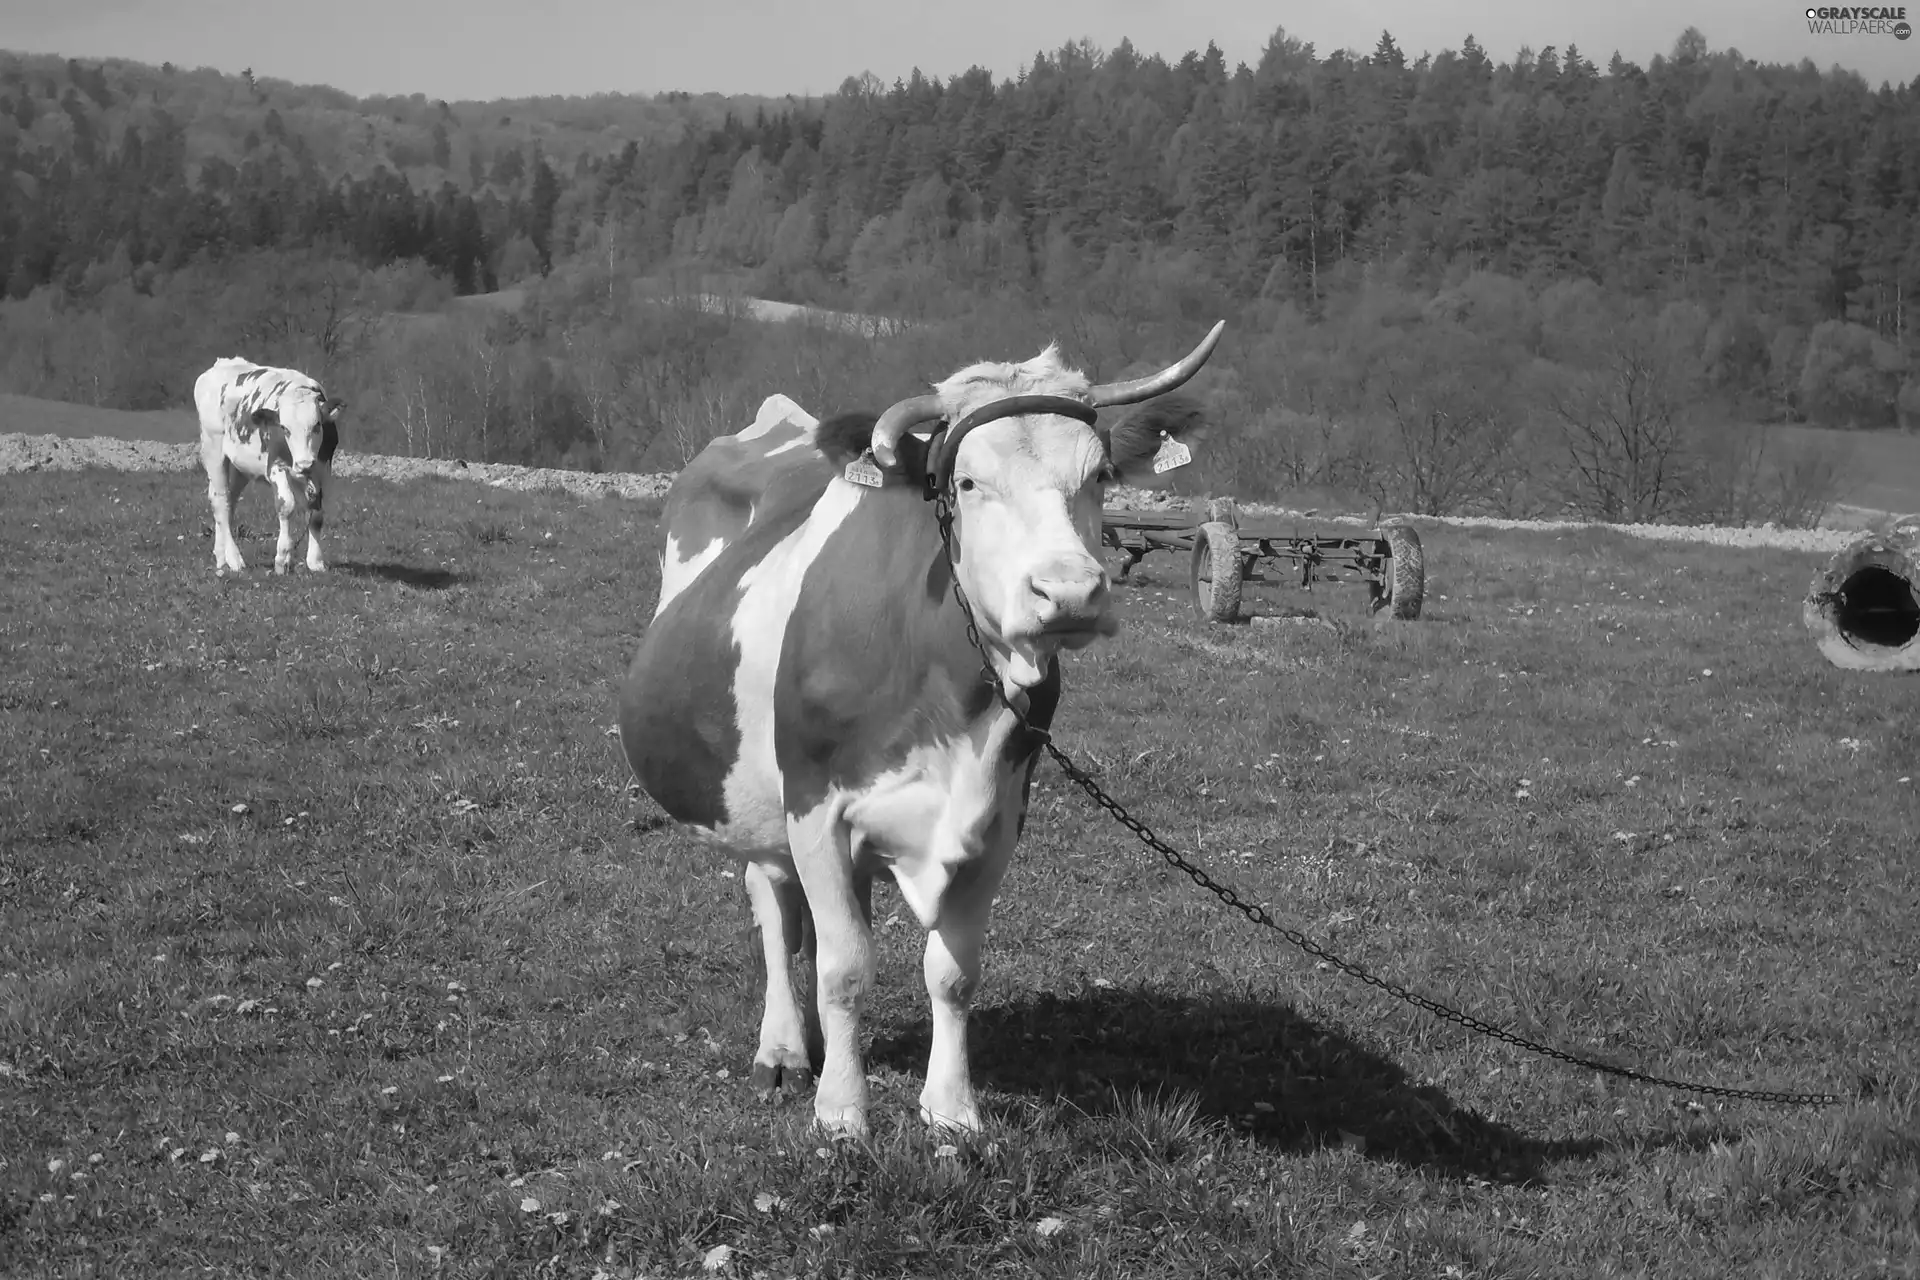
193, 356, 345, 575
618, 324, 1223, 1139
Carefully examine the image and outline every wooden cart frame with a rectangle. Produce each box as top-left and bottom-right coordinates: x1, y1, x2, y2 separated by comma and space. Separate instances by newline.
1100, 499, 1426, 623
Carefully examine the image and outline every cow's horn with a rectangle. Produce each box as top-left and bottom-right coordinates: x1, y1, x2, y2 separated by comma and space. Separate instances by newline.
870, 393, 947, 468
1085, 320, 1226, 408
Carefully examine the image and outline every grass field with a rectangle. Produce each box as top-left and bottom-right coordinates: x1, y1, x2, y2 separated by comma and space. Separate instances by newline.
3, 469, 1919, 1278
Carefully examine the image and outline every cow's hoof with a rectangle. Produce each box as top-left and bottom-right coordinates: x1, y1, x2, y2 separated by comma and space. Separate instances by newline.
811, 1106, 870, 1142
919, 1103, 984, 1137
751, 1060, 814, 1101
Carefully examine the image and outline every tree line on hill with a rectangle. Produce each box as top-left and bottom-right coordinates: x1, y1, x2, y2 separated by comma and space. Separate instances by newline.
0, 30, 1915, 524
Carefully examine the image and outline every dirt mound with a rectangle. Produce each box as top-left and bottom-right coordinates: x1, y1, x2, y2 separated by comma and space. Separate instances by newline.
0, 433, 199, 474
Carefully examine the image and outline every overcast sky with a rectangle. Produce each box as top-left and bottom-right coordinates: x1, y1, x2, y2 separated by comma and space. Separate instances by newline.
3, 0, 1914, 101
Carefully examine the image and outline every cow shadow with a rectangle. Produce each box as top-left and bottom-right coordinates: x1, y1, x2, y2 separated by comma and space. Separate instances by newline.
335, 560, 469, 590
868, 987, 1719, 1185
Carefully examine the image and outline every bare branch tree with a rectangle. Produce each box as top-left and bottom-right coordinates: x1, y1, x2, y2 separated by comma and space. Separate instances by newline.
1358, 325, 1523, 516
1546, 318, 1697, 523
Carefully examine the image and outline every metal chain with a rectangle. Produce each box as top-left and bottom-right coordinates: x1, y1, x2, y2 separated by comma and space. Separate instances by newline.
930, 490, 1845, 1109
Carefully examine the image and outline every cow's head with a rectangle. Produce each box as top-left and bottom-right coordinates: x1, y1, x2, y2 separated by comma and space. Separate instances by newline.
255, 386, 345, 478
863, 322, 1222, 691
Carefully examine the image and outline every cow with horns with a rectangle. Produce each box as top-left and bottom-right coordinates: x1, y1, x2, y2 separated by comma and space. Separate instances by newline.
193, 356, 345, 575
618, 322, 1224, 1138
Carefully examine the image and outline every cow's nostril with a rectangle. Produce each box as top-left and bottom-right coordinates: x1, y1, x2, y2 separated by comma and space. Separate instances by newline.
1030, 573, 1106, 611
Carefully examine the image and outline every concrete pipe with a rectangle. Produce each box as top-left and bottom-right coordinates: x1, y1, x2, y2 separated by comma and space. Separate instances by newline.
1803, 523, 1920, 672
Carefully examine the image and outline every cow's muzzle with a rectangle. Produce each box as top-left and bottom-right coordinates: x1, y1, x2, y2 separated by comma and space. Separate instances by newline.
1018, 560, 1116, 645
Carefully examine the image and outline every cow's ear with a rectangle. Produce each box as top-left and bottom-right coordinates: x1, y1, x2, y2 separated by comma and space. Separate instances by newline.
1098, 393, 1208, 490
812, 412, 880, 468
325, 397, 347, 420
250, 406, 278, 427
813, 411, 932, 489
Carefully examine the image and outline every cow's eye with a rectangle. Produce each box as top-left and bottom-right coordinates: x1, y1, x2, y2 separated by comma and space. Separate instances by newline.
957, 477, 976, 493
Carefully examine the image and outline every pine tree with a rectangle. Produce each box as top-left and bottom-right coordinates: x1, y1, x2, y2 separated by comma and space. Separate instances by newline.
529, 156, 559, 274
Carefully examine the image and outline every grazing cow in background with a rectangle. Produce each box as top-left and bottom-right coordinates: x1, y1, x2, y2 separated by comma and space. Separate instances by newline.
193, 356, 345, 575
618, 323, 1223, 1139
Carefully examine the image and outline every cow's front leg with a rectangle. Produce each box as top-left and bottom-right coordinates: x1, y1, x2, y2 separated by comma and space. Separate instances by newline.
789, 803, 872, 1139
744, 858, 815, 1100
269, 471, 299, 575
304, 471, 328, 572
912, 834, 1018, 1136
211, 462, 249, 572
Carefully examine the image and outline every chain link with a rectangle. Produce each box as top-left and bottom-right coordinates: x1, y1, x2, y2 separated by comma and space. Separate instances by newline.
930, 490, 1845, 1110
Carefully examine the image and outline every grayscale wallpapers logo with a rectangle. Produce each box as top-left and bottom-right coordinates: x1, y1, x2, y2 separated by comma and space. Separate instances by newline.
1805, 5, 1912, 37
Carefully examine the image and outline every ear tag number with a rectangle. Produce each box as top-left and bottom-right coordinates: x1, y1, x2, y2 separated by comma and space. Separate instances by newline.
843, 451, 885, 488
1151, 433, 1192, 475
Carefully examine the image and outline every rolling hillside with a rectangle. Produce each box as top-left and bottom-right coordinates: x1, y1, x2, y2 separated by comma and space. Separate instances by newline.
0, 48, 806, 188
0, 392, 194, 444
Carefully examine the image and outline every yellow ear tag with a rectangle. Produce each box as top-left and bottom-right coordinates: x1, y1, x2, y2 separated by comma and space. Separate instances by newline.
1151, 432, 1192, 475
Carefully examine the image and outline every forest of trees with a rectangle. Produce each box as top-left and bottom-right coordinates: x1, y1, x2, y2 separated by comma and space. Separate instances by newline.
1, 29, 1917, 523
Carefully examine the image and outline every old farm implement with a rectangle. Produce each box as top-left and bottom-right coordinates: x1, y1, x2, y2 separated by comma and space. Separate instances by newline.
1100, 499, 1426, 624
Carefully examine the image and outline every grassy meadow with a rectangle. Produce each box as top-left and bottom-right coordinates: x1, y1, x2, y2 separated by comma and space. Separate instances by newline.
0, 393, 198, 446
2, 467, 1919, 1278
1773, 424, 1920, 519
